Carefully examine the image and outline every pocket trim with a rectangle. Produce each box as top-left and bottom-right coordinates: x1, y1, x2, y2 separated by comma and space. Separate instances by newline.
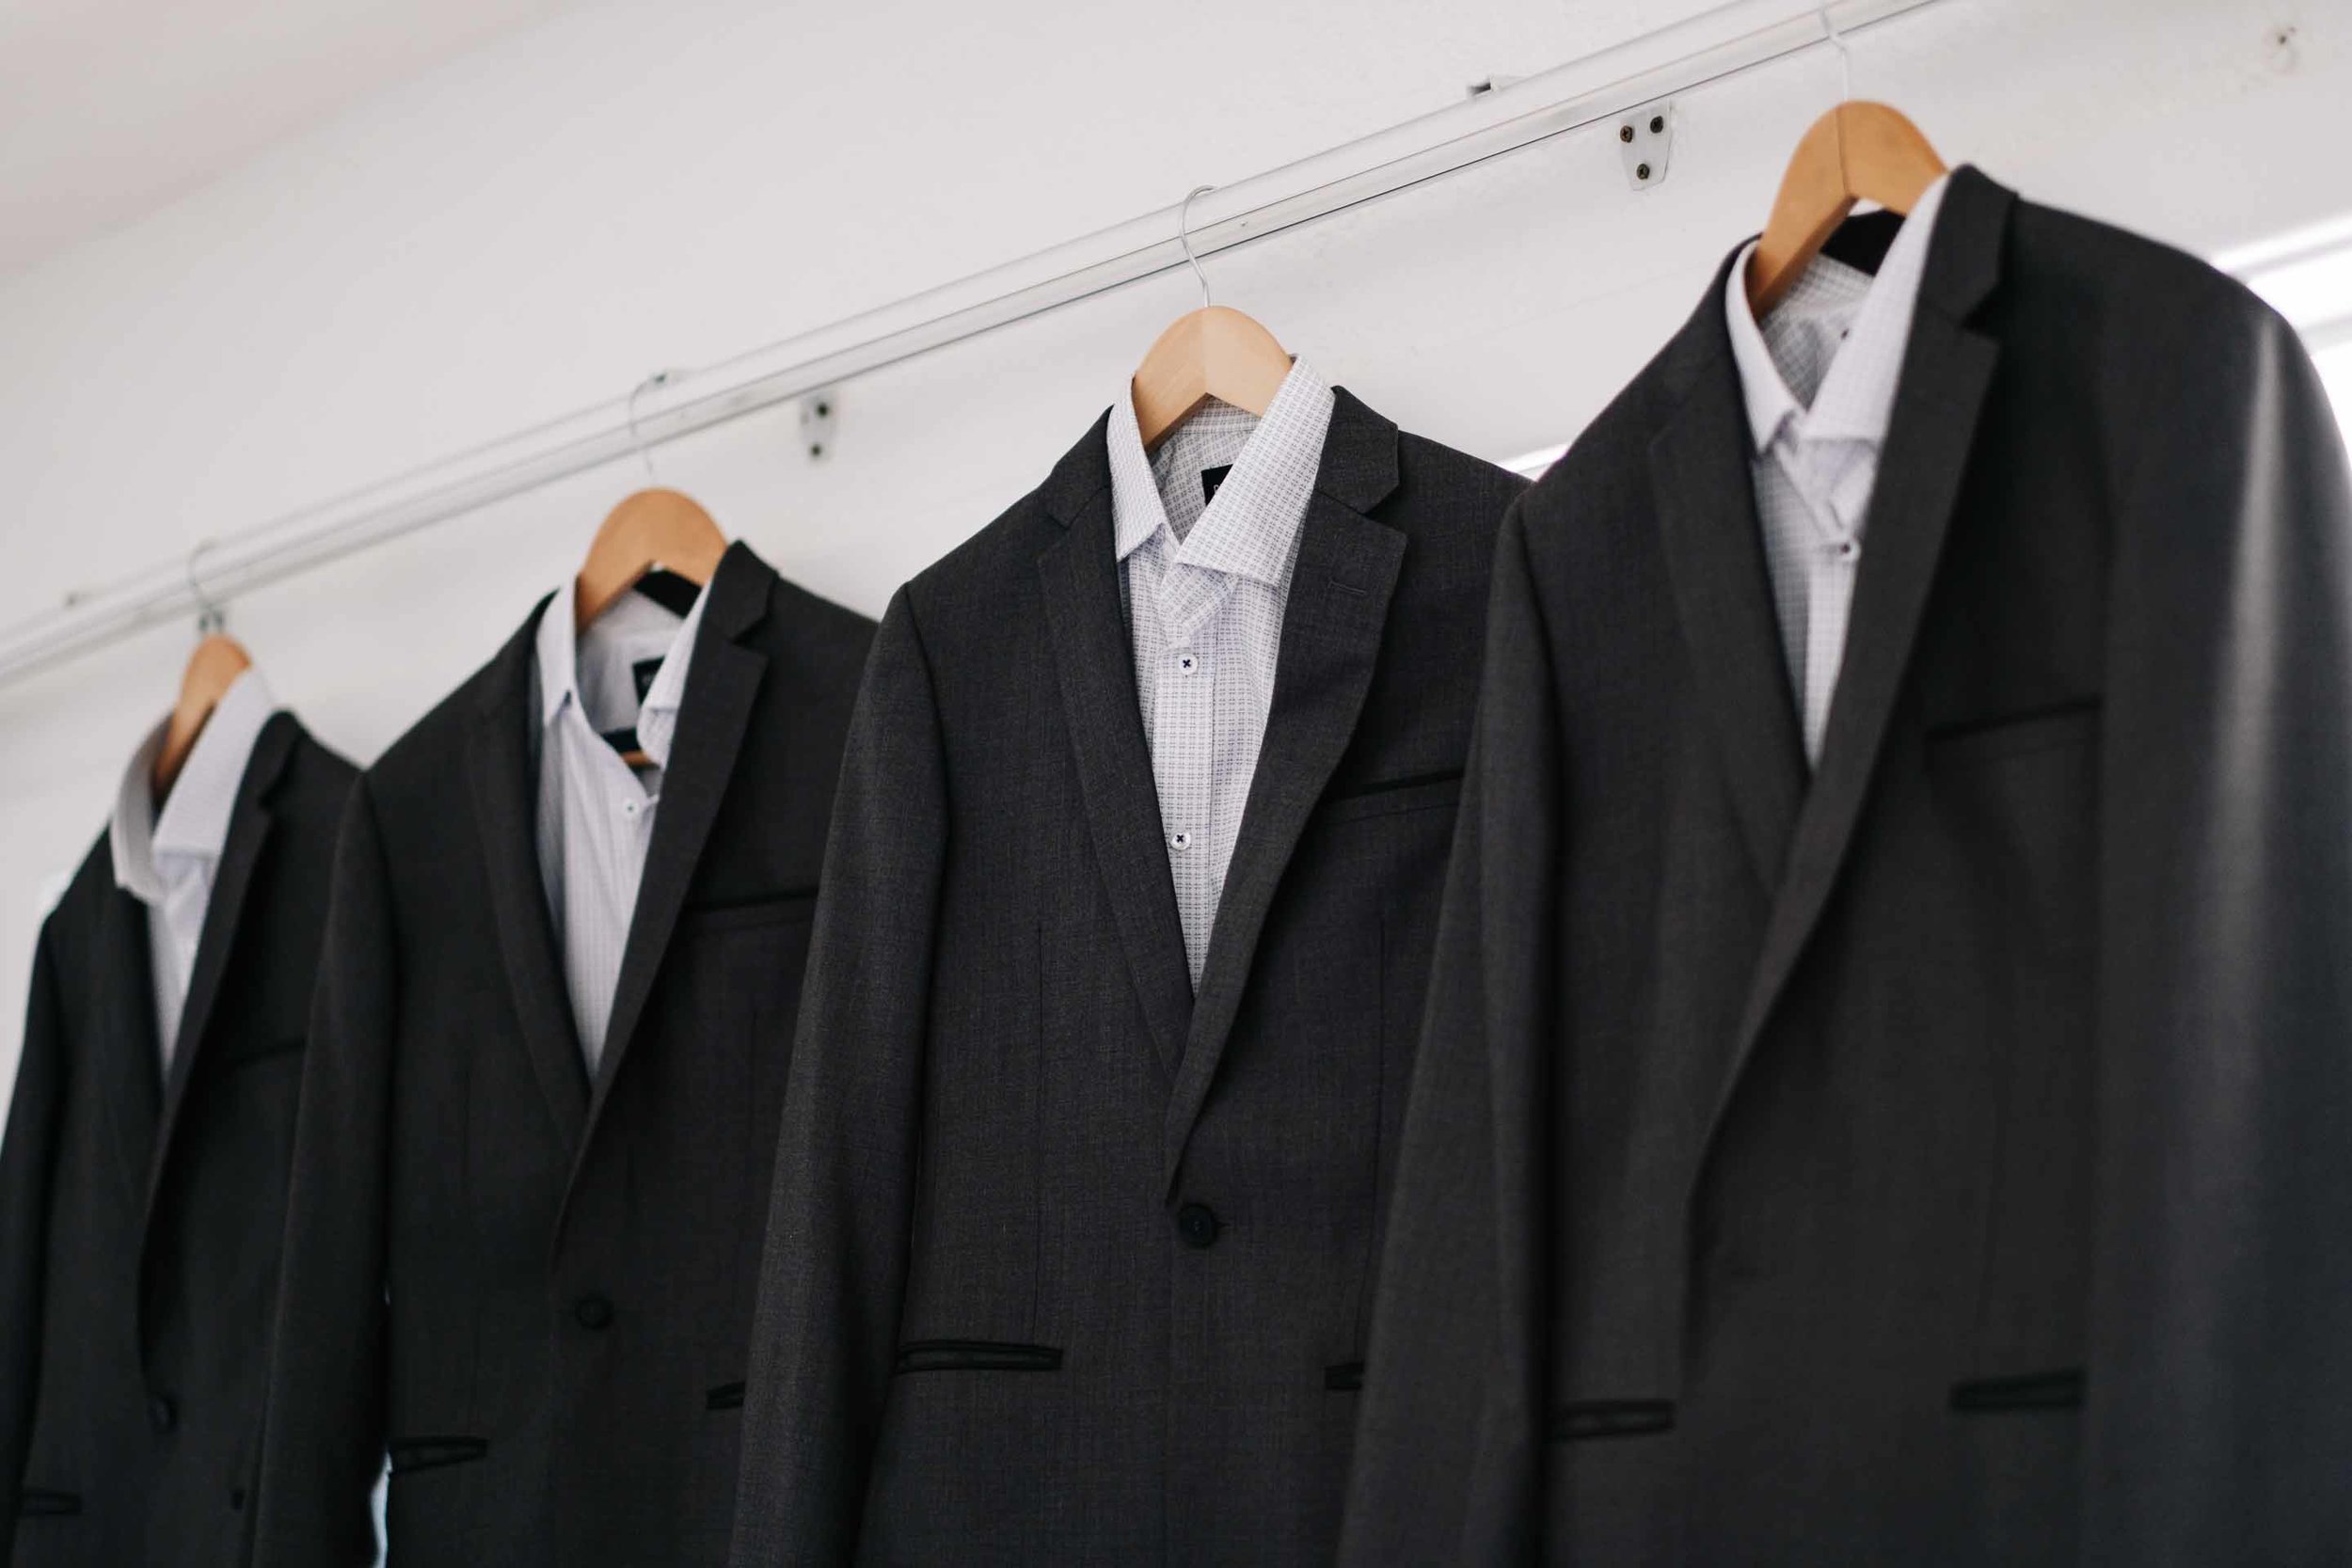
1324, 1361, 1366, 1392
706, 1381, 745, 1411
17, 1487, 80, 1517
386, 1436, 489, 1475
1549, 1399, 1675, 1441
1925, 697, 2100, 763
894, 1340, 1062, 1374
1950, 1368, 2084, 1413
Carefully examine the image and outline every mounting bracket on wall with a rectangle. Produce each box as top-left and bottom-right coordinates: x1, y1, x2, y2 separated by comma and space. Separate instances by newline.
1618, 101, 1675, 191
800, 389, 838, 460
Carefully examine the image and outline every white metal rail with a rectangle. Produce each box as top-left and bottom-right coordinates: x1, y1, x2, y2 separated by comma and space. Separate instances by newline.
0, 0, 1949, 688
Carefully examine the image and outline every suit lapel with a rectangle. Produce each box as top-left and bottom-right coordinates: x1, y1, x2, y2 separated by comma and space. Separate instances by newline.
93, 879, 163, 1208
1163, 392, 1405, 1191
573, 544, 771, 1154
1650, 294, 1810, 889
139, 714, 297, 1228
467, 610, 591, 1148
1039, 424, 1197, 1081
1698, 166, 2014, 1171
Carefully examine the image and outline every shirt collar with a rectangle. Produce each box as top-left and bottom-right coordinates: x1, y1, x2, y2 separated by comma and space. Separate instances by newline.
111, 667, 277, 904
1724, 171, 1951, 454
1107, 357, 1336, 588
535, 573, 708, 769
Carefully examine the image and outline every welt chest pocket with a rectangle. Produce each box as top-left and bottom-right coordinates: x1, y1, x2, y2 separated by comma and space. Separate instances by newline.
1925, 697, 2101, 767
1314, 768, 1465, 828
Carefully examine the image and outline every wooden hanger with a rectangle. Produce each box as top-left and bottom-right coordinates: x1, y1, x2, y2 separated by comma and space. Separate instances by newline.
153, 633, 252, 798
1132, 185, 1295, 454
1746, 101, 1947, 317
1132, 306, 1295, 454
572, 484, 726, 767
573, 485, 727, 632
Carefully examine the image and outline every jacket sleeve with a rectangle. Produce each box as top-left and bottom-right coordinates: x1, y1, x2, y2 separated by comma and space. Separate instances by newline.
0, 923, 68, 1568
253, 779, 393, 1568
730, 584, 946, 1566
2082, 292, 2352, 1560
1341, 499, 1554, 1565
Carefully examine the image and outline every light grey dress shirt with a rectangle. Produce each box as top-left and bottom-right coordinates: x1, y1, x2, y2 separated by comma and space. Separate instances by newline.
1108, 357, 1336, 986
532, 576, 707, 1075
110, 666, 278, 1069
1725, 172, 1950, 764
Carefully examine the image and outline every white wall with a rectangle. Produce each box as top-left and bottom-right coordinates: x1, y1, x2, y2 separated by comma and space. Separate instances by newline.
2, 0, 2348, 1113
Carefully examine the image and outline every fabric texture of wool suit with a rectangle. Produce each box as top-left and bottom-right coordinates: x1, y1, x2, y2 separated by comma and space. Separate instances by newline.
1340, 166, 2352, 1565
727, 390, 1524, 1565
252, 543, 874, 1568
0, 714, 356, 1568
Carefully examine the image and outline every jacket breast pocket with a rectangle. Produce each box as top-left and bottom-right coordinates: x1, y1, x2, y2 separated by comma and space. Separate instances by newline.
1314, 770, 1465, 828
208, 1033, 306, 1075
1925, 698, 2099, 767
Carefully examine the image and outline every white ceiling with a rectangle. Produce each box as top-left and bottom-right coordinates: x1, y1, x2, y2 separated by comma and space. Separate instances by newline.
0, 0, 589, 276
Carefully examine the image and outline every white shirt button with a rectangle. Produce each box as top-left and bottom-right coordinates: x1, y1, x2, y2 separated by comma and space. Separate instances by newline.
621, 799, 641, 818
1835, 540, 1859, 561
1169, 831, 1191, 851
1175, 652, 1199, 675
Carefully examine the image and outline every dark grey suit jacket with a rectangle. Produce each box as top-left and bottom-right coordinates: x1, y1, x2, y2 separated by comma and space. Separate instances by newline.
252, 545, 873, 1568
1343, 166, 2352, 1564
727, 391, 1523, 1565
0, 715, 355, 1568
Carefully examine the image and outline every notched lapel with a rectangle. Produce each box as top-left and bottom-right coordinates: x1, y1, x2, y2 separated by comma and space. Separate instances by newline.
570, 545, 771, 1177
1039, 470, 1196, 1083
467, 612, 591, 1149
139, 714, 297, 1231
1650, 298, 1809, 891
1163, 393, 1406, 1192
94, 880, 163, 1209
1696, 166, 2014, 1185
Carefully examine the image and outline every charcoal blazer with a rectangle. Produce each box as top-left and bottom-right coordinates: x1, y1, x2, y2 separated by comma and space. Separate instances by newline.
728, 391, 1525, 1564
0, 715, 356, 1568
252, 544, 873, 1568
1343, 166, 2352, 1564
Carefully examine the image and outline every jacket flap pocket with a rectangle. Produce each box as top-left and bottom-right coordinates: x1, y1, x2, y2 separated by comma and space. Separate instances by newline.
707, 1381, 745, 1411
1549, 1399, 1675, 1441
17, 1488, 80, 1517
895, 1340, 1062, 1374
387, 1435, 489, 1475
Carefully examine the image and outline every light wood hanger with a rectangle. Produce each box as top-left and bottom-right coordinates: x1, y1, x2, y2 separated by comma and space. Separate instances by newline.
154, 633, 252, 798
1746, 100, 1947, 317
1132, 185, 1295, 454
573, 485, 727, 632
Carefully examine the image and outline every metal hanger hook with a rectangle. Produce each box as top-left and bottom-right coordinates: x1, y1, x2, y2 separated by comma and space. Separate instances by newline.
1178, 184, 1217, 310
184, 538, 225, 636
627, 370, 674, 484
1819, 1, 1853, 101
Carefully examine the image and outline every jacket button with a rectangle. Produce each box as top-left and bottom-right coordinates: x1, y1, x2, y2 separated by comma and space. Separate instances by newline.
573, 1293, 614, 1330
1176, 1202, 1220, 1249
148, 1392, 178, 1433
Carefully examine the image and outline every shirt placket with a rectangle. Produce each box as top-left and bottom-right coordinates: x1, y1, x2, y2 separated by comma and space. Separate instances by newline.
1154, 557, 1231, 984
1776, 434, 1864, 761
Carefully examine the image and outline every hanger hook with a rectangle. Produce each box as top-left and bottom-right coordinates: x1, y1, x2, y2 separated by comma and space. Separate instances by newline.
184, 538, 225, 637
1819, 1, 1853, 101
1178, 183, 1217, 310
627, 370, 673, 484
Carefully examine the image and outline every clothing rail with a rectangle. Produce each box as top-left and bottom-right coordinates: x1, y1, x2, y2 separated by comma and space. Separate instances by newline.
0, 0, 1951, 689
